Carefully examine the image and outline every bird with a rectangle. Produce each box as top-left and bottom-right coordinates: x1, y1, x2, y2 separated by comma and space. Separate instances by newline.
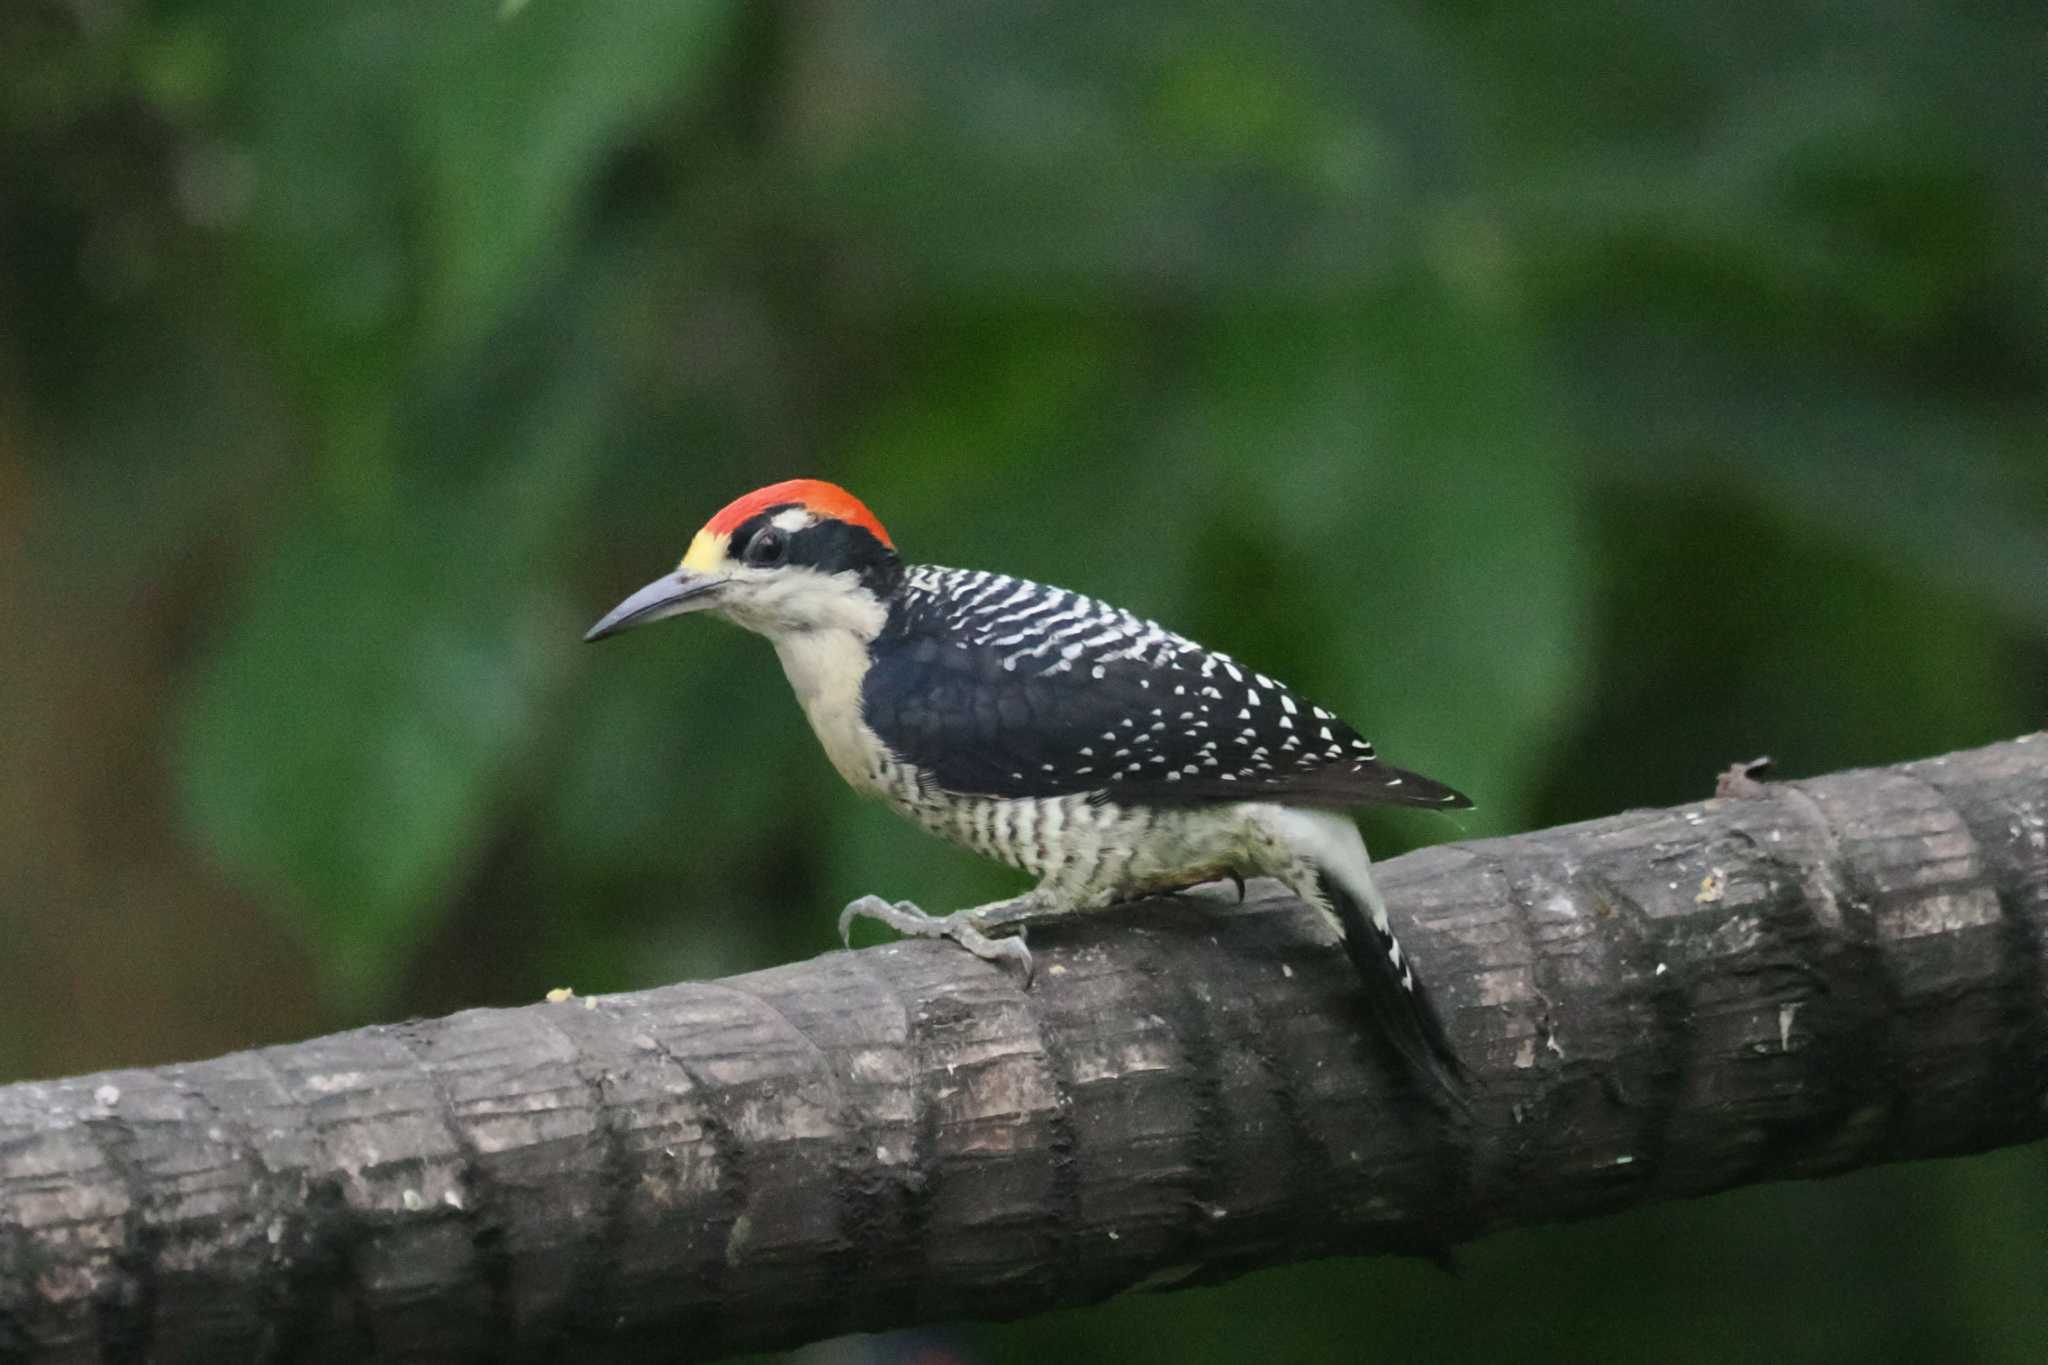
586, 478, 1472, 1098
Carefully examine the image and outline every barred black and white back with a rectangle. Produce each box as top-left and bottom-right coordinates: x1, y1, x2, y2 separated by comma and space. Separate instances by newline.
866, 566, 1472, 811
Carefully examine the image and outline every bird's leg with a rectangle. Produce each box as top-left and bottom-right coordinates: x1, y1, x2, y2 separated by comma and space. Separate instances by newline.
959, 887, 1061, 936
838, 889, 1059, 984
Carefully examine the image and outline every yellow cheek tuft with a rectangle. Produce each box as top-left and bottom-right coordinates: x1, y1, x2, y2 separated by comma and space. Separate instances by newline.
679, 530, 728, 573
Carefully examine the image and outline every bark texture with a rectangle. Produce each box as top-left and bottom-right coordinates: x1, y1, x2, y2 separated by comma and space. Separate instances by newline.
3, 736, 2046, 1363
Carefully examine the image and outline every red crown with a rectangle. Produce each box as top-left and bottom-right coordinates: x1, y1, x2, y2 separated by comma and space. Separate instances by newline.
701, 478, 894, 549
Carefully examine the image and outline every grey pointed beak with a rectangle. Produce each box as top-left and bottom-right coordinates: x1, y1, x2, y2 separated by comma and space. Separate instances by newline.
584, 570, 725, 642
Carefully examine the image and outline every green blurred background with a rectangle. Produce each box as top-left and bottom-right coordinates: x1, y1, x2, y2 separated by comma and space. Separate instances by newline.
3, 1, 2044, 1360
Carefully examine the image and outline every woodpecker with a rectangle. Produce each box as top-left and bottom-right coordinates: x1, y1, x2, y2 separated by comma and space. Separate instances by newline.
587, 478, 1471, 1097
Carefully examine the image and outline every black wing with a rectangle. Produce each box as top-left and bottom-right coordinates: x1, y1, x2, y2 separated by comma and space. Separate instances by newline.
861, 568, 1470, 811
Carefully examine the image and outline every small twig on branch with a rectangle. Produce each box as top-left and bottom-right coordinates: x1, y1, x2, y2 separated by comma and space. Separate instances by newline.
2, 736, 2045, 1362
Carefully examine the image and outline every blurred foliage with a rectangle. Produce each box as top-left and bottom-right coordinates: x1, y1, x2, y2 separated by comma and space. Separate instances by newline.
2, 0, 2043, 1361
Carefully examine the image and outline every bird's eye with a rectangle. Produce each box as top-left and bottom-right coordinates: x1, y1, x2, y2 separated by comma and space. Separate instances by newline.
744, 527, 788, 566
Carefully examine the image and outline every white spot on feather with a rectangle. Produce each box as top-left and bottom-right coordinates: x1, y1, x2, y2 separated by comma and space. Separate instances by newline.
1778, 1002, 1802, 1052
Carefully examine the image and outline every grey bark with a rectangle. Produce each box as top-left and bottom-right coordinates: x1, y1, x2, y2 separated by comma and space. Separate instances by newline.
3, 736, 2046, 1363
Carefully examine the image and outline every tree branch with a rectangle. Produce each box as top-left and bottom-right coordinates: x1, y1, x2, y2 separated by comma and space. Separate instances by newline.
4, 736, 2045, 1361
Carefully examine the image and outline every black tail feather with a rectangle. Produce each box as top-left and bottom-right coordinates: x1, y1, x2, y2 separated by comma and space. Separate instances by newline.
1316, 869, 1469, 1107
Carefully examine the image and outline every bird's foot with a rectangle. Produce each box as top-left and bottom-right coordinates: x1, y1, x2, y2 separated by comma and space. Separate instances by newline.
838, 895, 1035, 985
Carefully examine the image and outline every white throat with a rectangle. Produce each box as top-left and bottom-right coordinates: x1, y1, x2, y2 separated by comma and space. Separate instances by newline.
728, 578, 890, 795
771, 627, 883, 794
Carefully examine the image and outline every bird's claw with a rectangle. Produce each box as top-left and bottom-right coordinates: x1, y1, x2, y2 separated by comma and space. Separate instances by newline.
953, 920, 1035, 987
838, 894, 1034, 985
